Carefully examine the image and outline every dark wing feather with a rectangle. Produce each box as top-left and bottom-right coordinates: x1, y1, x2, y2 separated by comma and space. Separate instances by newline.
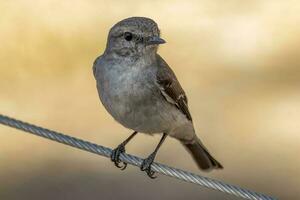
156, 55, 192, 121
92, 56, 101, 78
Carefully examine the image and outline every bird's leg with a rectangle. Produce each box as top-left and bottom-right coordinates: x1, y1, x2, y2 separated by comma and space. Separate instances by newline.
111, 131, 138, 170
140, 133, 167, 178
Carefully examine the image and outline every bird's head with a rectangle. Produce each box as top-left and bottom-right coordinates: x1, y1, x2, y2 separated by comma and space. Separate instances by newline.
105, 17, 166, 59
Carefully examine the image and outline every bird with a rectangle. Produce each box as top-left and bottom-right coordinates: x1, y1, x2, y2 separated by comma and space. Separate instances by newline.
93, 17, 223, 178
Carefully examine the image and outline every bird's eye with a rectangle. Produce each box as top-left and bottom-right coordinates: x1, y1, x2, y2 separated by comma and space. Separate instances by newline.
124, 32, 133, 41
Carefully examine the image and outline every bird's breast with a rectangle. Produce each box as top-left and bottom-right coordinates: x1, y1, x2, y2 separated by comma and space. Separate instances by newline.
97, 62, 165, 132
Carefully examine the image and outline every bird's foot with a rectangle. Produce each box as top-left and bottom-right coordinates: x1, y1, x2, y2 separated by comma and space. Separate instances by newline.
111, 144, 127, 170
140, 153, 157, 179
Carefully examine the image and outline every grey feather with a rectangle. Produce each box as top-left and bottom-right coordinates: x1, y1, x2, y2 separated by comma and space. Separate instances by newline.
93, 17, 223, 171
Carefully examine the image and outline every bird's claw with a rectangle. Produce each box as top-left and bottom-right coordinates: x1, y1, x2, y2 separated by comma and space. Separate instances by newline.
111, 144, 127, 170
140, 153, 157, 179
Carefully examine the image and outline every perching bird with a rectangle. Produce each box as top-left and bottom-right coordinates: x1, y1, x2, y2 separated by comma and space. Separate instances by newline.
93, 17, 223, 178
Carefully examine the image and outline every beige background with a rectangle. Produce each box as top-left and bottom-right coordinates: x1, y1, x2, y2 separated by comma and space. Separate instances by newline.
1, 1, 300, 199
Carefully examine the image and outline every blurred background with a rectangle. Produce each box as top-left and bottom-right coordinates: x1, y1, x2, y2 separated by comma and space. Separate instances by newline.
1, 0, 299, 199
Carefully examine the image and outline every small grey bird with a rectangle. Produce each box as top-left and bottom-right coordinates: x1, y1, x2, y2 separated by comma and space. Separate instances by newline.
93, 17, 223, 178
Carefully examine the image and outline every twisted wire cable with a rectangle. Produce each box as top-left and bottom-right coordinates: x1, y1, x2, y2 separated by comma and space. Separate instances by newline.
0, 114, 276, 200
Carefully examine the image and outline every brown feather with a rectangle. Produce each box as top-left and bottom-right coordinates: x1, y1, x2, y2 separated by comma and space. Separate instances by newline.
156, 55, 192, 121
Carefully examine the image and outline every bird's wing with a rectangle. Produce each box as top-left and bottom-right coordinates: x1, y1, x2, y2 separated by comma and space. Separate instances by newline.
156, 54, 192, 121
92, 56, 101, 78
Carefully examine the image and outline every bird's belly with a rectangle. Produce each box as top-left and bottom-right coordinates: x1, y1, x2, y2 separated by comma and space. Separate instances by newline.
98, 69, 174, 133
102, 87, 171, 133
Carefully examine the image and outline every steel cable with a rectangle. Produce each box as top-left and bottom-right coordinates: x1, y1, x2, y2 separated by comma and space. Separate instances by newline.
0, 114, 276, 200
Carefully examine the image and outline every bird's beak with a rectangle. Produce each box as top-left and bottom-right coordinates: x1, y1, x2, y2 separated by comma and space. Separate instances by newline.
146, 36, 166, 45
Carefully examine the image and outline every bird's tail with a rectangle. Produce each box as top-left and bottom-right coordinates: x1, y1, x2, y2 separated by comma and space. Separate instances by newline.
181, 137, 223, 171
